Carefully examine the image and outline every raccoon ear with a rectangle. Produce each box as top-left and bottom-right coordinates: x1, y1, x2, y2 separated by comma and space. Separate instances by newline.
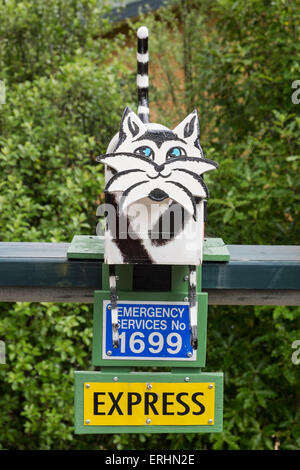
120, 106, 147, 139
173, 110, 200, 144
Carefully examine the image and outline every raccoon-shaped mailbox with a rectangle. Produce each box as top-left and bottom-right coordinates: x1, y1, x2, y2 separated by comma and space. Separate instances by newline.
97, 26, 218, 350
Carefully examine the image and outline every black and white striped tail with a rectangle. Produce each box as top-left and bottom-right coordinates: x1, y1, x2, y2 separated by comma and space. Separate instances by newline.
137, 26, 149, 124
109, 265, 119, 348
188, 265, 198, 350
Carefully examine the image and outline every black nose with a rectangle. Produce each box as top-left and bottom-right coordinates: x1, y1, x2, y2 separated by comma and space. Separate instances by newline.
156, 164, 165, 173
148, 188, 168, 201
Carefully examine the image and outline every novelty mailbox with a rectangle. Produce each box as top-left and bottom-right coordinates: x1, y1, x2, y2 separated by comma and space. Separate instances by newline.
73, 26, 225, 435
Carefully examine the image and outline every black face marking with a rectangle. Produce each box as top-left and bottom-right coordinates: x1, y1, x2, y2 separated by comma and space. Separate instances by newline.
113, 107, 131, 151
171, 168, 209, 198
148, 188, 168, 201
184, 115, 197, 138
133, 130, 186, 148
165, 180, 197, 220
147, 170, 171, 179
194, 138, 204, 157
105, 169, 145, 192
113, 131, 126, 152
164, 155, 218, 169
128, 117, 140, 137
149, 202, 189, 247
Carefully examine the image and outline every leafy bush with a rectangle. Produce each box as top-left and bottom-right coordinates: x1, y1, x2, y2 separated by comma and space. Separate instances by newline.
0, 0, 111, 83
0, 0, 299, 450
0, 57, 135, 242
0, 0, 136, 450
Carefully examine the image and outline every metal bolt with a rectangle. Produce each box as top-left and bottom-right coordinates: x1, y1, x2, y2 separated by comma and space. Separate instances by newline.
85, 419, 91, 424
146, 418, 151, 424
85, 383, 90, 389
113, 376, 119, 382
107, 350, 112, 356
146, 383, 152, 390
208, 419, 213, 424
184, 376, 190, 382
107, 305, 111, 310
184, 275, 189, 281
115, 275, 120, 281
184, 297, 189, 302
208, 384, 213, 389
187, 352, 193, 358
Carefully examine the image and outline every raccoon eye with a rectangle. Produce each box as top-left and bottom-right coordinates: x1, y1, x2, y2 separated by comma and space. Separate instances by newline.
134, 146, 154, 159
166, 147, 187, 159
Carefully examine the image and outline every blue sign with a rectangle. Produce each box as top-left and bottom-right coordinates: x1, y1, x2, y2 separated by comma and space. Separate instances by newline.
103, 301, 195, 361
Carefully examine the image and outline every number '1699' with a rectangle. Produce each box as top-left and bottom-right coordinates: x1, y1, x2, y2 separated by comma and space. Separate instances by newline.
118, 331, 182, 355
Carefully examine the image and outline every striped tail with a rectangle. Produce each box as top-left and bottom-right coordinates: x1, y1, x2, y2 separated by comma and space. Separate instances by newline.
137, 26, 149, 123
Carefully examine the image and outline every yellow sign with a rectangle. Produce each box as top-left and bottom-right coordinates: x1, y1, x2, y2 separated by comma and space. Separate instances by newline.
84, 382, 215, 426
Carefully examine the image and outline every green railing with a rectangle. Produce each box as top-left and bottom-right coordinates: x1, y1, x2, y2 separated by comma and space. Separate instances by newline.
1, 237, 299, 306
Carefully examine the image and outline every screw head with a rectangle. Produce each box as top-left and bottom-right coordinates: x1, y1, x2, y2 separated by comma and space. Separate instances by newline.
146, 418, 151, 424
184, 297, 189, 302
107, 350, 112, 356
184, 376, 190, 382
113, 376, 119, 382
85, 383, 90, 389
146, 383, 152, 390
208, 419, 213, 424
85, 419, 91, 424
187, 352, 193, 358
115, 275, 120, 281
184, 275, 189, 281
208, 383, 213, 389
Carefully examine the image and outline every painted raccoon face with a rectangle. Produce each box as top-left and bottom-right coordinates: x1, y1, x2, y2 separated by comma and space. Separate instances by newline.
97, 107, 218, 220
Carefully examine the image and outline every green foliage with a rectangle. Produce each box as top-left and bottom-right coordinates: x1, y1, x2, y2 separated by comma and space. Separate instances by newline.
0, 0, 299, 451
0, 57, 134, 242
0, 302, 91, 449
0, 0, 135, 450
0, 0, 112, 83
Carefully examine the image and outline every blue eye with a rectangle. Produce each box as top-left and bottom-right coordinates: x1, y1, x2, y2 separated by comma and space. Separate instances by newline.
134, 146, 154, 159
167, 147, 187, 159
172, 148, 181, 157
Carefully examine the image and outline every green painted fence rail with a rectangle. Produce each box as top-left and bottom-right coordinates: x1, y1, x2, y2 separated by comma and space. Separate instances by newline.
0, 240, 299, 305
